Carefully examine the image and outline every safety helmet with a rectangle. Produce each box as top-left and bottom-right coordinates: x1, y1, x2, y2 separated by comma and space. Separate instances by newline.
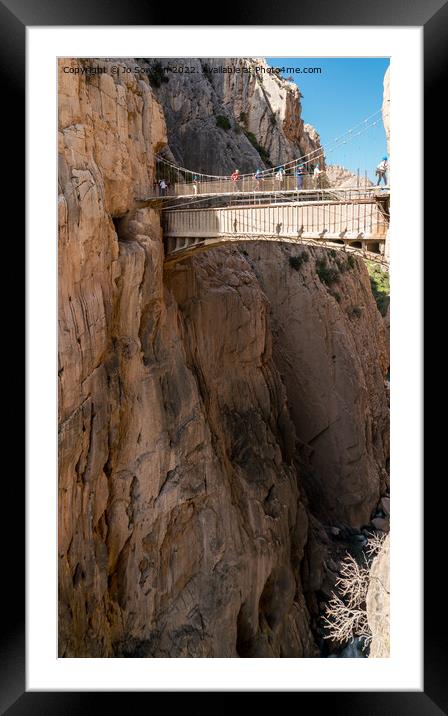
383, 156, 387, 161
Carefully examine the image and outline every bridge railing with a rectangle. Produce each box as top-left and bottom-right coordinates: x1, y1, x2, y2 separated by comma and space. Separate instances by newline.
141, 181, 388, 203
171, 174, 318, 196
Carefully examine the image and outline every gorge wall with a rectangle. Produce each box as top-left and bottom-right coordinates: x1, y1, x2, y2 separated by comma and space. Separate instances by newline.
325, 165, 374, 188
366, 535, 390, 658
58, 59, 389, 658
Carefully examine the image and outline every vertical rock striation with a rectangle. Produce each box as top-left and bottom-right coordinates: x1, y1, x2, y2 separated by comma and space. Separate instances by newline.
58, 59, 318, 657
219, 244, 389, 527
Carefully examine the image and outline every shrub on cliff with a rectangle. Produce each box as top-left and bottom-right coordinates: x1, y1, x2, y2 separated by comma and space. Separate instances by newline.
243, 130, 272, 166
316, 258, 339, 286
350, 305, 363, 318
147, 62, 169, 88
289, 253, 309, 271
216, 115, 231, 131
367, 262, 390, 316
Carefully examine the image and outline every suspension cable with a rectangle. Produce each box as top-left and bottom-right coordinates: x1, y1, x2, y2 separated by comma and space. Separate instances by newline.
155, 109, 383, 182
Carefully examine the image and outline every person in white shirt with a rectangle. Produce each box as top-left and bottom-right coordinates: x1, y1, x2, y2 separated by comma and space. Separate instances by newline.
375, 157, 388, 186
313, 165, 322, 188
275, 167, 285, 188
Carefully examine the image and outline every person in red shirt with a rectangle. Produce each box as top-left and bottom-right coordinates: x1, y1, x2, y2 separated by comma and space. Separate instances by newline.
231, 169, 240, 191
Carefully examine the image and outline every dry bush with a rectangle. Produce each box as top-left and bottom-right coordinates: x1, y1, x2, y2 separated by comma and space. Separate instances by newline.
322, 533, 386, 650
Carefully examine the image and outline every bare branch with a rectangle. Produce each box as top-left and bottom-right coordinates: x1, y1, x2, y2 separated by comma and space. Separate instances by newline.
322, 532, 388, 649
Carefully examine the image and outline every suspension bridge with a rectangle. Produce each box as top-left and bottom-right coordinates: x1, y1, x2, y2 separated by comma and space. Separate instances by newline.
134, 109, 390, 268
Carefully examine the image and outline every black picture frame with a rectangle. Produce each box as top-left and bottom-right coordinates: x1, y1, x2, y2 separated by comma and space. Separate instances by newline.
9, 0, 438, 709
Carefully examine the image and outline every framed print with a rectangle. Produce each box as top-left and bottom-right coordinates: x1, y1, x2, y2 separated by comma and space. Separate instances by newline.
8, 0, 440, 708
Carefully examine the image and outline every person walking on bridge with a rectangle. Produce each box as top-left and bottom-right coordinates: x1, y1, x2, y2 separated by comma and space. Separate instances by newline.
159, 178, 167, 197
231, 169, 240, 191
254, 168, 263, 190
313, 165, 322, 189
192, 174, 199, 196
275, 166, 285, 188
375, 156, 388, 186
296, 163, 306, 190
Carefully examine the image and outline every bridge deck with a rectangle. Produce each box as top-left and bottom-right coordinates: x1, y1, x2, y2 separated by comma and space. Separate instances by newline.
137, 186, 390, 207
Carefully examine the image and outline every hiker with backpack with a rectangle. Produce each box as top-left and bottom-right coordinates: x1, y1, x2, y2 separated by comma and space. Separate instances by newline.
254, 168, 263, 190
296, 163, 306, 190
275, 166, 285, 188
375, 157, 388, 186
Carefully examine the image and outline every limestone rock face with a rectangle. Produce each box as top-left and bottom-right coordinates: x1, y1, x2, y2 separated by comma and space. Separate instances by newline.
59, 58, 167, 656
326, 164, 373, 188
58, 59, 319, 657
240, 244, 389, 527
151, 58, 323, 174
366, 535, 390, 657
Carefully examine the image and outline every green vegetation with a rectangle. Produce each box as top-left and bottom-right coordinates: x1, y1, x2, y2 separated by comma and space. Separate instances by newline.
216, 115, 231, 131
289, 252, 309, 271
316, 258, 340, 287
366, 262, 390, 316
239, 111, 248, 125
347, 253, 356, 269
336, 255, 352, 273
329, 251, 356, 274
350, 305, 363, 318
244, 130, 272, 166
146, 62, 169, 88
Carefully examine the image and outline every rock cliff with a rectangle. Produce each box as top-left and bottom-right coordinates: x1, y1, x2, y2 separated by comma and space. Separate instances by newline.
238, 244, 389, 527
325, 165, 373, 188
58, 59, 389, 658
149, 57, 323, 174
366, 535, 390, 657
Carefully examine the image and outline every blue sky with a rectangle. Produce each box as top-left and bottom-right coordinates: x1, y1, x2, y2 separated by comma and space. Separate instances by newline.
266, 58, 390, 180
